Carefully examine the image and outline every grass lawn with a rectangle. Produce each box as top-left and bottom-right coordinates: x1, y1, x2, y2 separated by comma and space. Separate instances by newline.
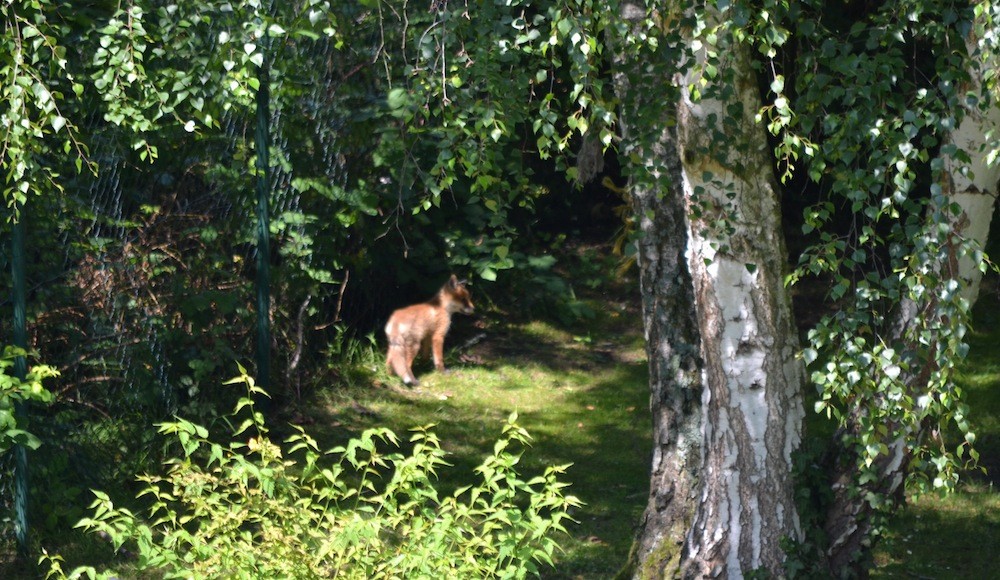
307, 267, 1000, 579
873, 483, 1000, 579
301, 273, 652, 579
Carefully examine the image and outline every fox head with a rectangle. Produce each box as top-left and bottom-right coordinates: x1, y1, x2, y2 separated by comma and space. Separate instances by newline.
442, 274, 475, 315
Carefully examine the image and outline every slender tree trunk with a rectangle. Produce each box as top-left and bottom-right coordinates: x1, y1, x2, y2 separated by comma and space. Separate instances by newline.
940, 41, 1000, 307
676, 26, 804, 580
824, 437, 907, 576
615, 4, 805, 577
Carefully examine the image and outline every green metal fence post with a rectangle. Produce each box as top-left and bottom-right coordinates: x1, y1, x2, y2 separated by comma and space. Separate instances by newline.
255, 27, 272, 399
12, 205, 29, 556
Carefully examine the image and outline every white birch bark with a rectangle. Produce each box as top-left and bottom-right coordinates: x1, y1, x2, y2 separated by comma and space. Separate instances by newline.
676, 23, 804, 580
943, 35, 1000, 306
614, 4, 804, 576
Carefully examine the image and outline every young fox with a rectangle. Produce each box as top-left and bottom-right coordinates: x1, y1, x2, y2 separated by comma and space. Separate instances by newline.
385, 274, 474, 386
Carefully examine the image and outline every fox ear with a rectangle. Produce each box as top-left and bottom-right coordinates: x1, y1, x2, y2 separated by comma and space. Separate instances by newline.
447, 274, 469, 288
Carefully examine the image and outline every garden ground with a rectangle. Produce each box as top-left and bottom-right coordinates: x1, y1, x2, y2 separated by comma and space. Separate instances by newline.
5, 246, 1000, 578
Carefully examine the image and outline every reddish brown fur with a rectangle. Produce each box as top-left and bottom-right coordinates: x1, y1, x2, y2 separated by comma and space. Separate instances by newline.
385, 274, 474, 385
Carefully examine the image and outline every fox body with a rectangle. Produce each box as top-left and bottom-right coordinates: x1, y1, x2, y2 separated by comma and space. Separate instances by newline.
385, 275, 474, 386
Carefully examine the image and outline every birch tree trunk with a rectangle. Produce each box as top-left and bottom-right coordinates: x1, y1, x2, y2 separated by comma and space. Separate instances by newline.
676, 25, 805, 580
942, 35, 1000, 306
615, 39, 705, 580
614, 4, 805, 576
623, 125, 705, 578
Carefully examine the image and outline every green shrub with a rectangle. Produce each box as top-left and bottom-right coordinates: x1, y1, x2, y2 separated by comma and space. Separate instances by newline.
0, 347, 57, 454
42, 368, 580, 579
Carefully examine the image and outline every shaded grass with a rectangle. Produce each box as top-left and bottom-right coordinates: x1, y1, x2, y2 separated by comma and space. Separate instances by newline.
302, 293, 651, 579
308, 270, 1000, 579
27, 248, 1000, 578
873, 483, 1000, 579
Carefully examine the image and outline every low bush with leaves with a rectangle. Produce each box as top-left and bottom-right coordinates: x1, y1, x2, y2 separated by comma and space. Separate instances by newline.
0, 347, 57, 455
42, 368, 580, 579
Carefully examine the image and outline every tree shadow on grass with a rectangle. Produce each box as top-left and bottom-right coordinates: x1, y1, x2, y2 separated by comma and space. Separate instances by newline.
954, 277, 1000, 486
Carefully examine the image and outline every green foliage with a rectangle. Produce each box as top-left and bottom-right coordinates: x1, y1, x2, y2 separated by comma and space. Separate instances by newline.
12, 0, 997, 574
362, 0, 627, 283
481, 241, 597, 325
322, 324, 379, 367
313, 325, 382, 394
539, 0, 1000, 569
0, 2, 367, 438
0, 347, 57, 454
1, 0, 90, 208
873, 287, 1000, 577
782, 436, 837, 579
3, 0, 633, 425
30, 454, 84, 534
758, 0, 986, 498
42, 368, 580, 579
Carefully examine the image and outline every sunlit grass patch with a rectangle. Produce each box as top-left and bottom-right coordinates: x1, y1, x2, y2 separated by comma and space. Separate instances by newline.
311, 311, 650, 579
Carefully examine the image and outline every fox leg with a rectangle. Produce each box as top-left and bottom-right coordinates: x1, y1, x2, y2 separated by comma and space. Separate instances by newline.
387, 343, 419, 386
402, 342, 421, 385
430, 332, 447, 372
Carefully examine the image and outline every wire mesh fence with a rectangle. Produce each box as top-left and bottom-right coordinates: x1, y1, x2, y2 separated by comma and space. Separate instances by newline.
0, 5, 374, 549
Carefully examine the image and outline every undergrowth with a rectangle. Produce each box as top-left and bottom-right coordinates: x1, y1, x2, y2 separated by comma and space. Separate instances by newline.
41, 368, 581, 579
309, 254, 651, 579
